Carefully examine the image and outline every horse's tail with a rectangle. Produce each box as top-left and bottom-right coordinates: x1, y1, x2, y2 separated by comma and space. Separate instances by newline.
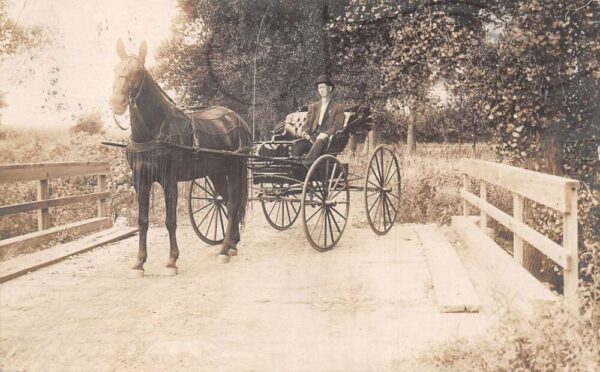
237, 127, 251, 226
238, 157, 248, 226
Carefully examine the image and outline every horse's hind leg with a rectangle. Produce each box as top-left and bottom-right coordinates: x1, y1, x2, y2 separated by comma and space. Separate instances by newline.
130, 179, 150, 278
210, 173, 236, 263
163, 178, 179, 275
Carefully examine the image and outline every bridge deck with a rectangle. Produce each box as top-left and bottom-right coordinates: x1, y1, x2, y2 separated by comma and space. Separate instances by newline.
0, 204, 491, 371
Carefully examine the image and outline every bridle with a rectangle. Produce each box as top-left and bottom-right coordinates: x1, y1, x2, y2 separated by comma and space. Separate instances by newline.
112, 57, 146, 131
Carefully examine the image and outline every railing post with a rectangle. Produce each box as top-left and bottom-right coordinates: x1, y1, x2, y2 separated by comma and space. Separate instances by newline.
37, 179, 50, 230
563, 186, 579, 307
513, 193, 524, 265
97, 175, 107, 218
480, 181, 487, 232
462, 173, 468, 216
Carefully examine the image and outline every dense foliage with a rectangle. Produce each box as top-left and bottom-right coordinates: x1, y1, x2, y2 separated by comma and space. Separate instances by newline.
154, 0, 353, 139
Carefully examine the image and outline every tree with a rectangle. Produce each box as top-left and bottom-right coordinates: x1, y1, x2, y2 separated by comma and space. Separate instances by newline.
0, 0, 51, 126
154, 0, 351, 138
327, 0, 488, 153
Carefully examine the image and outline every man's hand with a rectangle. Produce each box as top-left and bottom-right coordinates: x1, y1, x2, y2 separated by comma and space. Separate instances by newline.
302, 133, 312, 141
316, 132, 329, 141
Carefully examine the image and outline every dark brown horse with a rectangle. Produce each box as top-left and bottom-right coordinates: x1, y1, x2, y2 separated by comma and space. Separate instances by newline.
110, 40, 250, 276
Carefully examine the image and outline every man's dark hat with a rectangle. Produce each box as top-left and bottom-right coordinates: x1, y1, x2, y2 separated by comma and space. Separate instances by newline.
314, 74, 334, 90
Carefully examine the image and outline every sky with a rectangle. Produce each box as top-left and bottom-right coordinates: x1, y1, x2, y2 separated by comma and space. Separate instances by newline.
1, 0, 177, 131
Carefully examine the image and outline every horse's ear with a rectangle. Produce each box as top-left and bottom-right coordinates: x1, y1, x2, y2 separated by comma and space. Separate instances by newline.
138, 41, 148, 65
116, 39, 127, 58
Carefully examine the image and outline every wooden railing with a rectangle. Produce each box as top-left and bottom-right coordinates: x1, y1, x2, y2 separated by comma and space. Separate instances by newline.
0, 162, 112, 251
458, 159, 580, 303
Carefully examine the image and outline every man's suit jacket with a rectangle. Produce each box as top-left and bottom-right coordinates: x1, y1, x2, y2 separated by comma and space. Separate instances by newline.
305, 99, 358, 137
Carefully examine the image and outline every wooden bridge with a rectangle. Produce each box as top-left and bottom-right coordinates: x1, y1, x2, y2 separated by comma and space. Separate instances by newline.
0, 159, 580, 371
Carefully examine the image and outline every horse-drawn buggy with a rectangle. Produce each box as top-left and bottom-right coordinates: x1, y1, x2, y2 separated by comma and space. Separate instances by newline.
108, 40, 400, 276
188, 108, 401, 252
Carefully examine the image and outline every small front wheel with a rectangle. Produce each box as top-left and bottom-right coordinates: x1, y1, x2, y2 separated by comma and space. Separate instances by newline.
260, 183, 301, 230
364, 145, 401, 235
301, 155, 350, 251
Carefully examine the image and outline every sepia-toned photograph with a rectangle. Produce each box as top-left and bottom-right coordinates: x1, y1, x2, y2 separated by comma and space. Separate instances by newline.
0, 0, 598, 370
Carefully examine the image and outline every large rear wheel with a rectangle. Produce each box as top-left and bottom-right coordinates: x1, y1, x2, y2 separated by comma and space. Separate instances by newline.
188, 178, 228, 245
364, 145, 401, 235
301, 155, 350, 252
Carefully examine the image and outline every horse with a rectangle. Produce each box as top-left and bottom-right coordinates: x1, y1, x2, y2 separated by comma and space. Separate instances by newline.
109, 39, 251, 277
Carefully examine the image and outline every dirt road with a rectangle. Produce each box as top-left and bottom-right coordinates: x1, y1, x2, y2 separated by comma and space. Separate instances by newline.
0, 202, 490, 371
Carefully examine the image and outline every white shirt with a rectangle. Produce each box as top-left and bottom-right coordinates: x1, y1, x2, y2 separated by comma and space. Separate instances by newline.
317, 98, 331, 127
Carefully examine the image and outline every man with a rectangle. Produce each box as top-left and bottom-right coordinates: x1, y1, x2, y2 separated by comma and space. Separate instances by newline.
298, 74, 354, 163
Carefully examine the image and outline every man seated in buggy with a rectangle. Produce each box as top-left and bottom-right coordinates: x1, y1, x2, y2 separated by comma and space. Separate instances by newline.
290, 74, 365, 163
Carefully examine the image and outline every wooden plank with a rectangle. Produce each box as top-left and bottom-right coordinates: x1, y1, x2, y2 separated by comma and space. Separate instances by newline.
461, 189, 569, 269
415, 224, 480, 313
452, 216, 557, 305
0, 217, 112, 252
458, 159, 579, 213
563, 188, 579, 307
0, 162, 109, 183
97, 175, 107, 217
0, 192, 111, 216
513, 193, 524, 265
37, 179, 50, 230
480, 181, 487, 232
0, 227, 138, 283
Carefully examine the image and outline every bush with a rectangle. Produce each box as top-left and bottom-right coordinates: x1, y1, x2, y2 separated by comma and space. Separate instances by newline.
69, 111, 104, 135
420, 302, 600, 371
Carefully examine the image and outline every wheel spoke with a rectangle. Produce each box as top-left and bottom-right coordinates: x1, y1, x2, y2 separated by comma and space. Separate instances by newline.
284, 201, 292, 225
191, 196, 215, 200
384, 166, 398, 186
197, 204, 215, 228
192, 202, 213, 215
323, 209, 329, 247
369, 162, 382, 185
204, 205, 217, 237
306, 205, 325, 223
268, 199, 278, 217
329, 208, 342, 234
367, 178, 380, 189
220, 204, 229, 219
387, 192, 400, 201
384, 193, 398, 216
312, 209, 325, 241
368, 193, 382, 214
327, 163, 338, 195
330, 205, 347, 222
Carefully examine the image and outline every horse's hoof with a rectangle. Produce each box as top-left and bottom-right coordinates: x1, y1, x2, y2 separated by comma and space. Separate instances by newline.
218, 254, 230, 264
228, 248, 238, 257
164, 266, 178, 276
128, 269, 144, 279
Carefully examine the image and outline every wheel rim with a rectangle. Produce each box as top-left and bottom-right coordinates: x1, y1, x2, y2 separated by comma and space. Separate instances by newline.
364, 145, 401, 235
301, 155, 349, 251
260, 183, 301, 230
188, 178, 228, 245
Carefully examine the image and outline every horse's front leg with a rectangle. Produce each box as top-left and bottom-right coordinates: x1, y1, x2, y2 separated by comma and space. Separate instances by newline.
130, 179, 150, 278
162, 178, 179, 275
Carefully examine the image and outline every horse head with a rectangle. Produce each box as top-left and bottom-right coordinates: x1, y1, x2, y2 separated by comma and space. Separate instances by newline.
110, 39, 148, 115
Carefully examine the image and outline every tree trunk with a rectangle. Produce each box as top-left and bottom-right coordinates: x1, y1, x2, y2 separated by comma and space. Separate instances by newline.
406, 111, 416, 155
321, 5, 331, 75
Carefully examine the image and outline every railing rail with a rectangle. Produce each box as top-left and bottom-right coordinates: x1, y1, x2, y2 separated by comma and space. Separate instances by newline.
458, 159, 579, 304
0, 162, 112, 251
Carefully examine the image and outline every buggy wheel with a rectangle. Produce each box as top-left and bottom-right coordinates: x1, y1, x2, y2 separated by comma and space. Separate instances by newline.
365, 145, 401, 235
188, 178, 228, 245
301, 155, 349, 252
260, 184, 301, 230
